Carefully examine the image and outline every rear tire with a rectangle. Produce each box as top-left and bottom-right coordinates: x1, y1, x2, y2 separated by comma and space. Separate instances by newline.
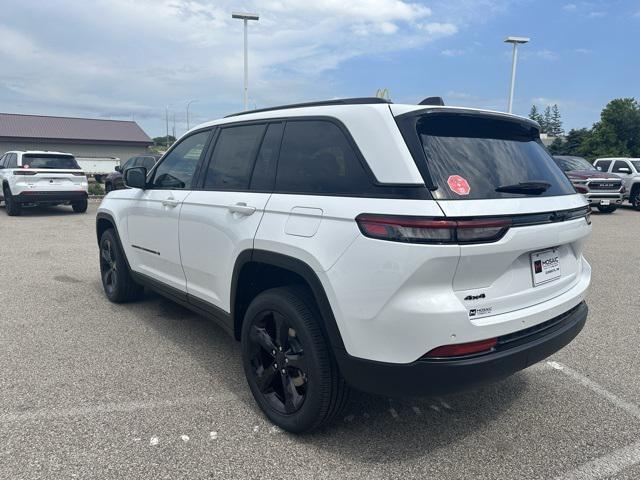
3, 186, 21, 216
241, 286, 350, 433
72, 198, 88, 213
631, 188, 640, 211
597, 205, 617, 214
99, 228, 143, 303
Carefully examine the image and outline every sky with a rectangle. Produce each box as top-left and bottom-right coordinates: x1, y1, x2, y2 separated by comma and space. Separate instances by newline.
0, 0, 637, 138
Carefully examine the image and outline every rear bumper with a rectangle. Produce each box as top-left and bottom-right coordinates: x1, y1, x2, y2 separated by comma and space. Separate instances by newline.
15, 191, 88, 204
335, 301, 587, 397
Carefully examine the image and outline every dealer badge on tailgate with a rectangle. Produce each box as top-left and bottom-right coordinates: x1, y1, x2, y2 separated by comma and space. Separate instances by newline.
531, 248, 561, 287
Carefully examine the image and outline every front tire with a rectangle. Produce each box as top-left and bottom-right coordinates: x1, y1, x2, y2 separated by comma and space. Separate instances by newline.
3, 186, 21, 216
241, 286, 350, 433
72, 198, 88, 213
99, 228, 143, 302
597, 204, 617, 214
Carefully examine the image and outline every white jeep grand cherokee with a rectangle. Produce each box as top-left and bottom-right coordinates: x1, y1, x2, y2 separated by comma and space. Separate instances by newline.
96, 98, 591, 433
0, 150, 89, 215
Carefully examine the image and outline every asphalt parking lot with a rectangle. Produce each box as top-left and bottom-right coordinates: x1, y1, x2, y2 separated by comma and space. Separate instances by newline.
1, 202, 639, 479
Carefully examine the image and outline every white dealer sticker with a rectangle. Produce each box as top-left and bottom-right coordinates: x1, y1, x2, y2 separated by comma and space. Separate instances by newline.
531, 248, 561, 287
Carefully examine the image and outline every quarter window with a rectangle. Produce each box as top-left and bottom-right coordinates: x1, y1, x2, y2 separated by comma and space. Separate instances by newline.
594, 160, 611, 172
204, 124, 265, 190
275, 120, 372, 194
151, 130, 210, 189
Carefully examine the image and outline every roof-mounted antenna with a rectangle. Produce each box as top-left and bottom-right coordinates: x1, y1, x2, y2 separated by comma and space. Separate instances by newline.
418, 96, 445, 106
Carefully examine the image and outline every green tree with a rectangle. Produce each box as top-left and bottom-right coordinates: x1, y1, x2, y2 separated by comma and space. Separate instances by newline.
581, 98, 640, 159
529, 105, 543, 126
550, 104, 564, 136
541, 105, 552, 134
153, 135, 176, 146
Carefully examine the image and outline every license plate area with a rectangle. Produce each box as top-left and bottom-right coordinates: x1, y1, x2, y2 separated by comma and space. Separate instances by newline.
530, 248, 561, 287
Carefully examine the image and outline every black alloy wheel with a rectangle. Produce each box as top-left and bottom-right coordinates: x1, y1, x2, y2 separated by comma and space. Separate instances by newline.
247, 309, 307, 414
99, 229, 143, 302
100, 236, 118, 298
241, 287, 350, 433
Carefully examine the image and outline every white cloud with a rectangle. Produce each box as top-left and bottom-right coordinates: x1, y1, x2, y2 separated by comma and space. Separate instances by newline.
563, 3, 577, 11
0, 0, 506, 134
535, 50, 559, 61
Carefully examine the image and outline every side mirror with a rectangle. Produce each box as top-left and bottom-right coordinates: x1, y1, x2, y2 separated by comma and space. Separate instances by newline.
618, 167, 631, 174
115, 165, 122, 173
124, 166, 147, 189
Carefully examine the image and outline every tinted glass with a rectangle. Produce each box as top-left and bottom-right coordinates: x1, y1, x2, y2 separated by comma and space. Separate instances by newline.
21, 154, 78, 169
122, 157, 136, 170
416, 114, 575, 200
612, 160, 631, 173
8, 154, 18, 168
250, 123, 283, 191
553, 156, 595, 171
151, 130, 209, 189
632, 161, 640, 172
0, 155, 6, 168
204, 124, 265, 190
594, 160, 611, 172
140, 157, 156, 171
275, 120, 372, 194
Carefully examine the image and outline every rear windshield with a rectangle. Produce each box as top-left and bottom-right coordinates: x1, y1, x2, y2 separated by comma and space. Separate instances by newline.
21, 154, 80, 169
415, 114, 575, 200
554, 156, 595, 172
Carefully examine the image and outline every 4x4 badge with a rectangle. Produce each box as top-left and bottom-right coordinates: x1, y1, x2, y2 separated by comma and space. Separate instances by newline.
464, 293, 486, 301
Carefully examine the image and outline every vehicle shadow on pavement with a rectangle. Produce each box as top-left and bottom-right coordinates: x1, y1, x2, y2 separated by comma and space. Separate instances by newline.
0, 204, 80, 217
126, 288, 528, 461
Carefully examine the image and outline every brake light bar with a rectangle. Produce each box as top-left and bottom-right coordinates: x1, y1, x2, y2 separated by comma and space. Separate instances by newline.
356, 214, 511, 244
13, 170, 37, 176
424, 338, 498, 358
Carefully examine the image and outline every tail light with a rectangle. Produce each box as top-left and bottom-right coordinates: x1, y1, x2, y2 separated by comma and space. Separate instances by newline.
424, 338, 498, 358
13, 170, 37, 176
355, 214, 511, 244
71, 172, 86, 176
574, 185, 588, 194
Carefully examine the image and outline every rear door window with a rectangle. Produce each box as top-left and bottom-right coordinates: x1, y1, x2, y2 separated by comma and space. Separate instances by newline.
414, 114, 575, 200
204, 124, 266, 191
21, 154, 79, 169
275, 120, 372, 195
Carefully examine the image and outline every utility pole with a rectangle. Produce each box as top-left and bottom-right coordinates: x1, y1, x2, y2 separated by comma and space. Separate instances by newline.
165, 106, 169, 148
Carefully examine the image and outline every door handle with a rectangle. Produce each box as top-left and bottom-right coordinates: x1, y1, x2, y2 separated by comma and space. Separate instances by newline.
228, 202, 256, 216
162, 197, 180, 208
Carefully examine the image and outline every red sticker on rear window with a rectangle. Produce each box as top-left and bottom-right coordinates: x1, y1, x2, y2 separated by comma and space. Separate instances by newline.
447, 175, 470, 196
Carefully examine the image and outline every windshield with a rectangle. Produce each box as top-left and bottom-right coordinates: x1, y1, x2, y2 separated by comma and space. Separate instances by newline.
554, 156, 595, 172
415, 114, 576, 200
22, 154, 80, 169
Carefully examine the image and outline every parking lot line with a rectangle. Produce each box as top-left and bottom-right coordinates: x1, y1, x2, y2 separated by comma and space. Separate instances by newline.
553, 440, 640, 480
546, 361, 640, 420
547, 361, 640, 479
0, 396, 217, 423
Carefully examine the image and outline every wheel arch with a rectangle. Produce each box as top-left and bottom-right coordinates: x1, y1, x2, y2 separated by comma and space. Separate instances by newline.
231, 250, 346, 351
96, 212, 134, 272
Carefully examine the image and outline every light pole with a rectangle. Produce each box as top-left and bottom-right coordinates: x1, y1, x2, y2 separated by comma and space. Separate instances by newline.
232, 11, 259, 111
504, 36, 530, 114
186, 99, 197, 131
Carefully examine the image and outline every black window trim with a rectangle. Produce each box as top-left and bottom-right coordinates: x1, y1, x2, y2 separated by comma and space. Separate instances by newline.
193, 115, 430, 200
146, 127, 215, 190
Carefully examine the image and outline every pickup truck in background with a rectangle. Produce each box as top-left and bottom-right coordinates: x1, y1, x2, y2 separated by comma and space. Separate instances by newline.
75, 157, 120, 183
593, 157, 640, 210
553, 155, 624, 213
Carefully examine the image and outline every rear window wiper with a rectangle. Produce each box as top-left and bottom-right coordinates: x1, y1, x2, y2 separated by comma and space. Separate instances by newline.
495, 181, 551, 195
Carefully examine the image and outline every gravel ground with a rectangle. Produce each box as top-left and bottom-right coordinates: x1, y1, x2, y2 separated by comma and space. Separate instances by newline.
1, 201, 639, 479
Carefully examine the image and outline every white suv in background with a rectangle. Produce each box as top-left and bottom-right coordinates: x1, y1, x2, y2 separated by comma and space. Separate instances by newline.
593, 157, 640, 210
0, 151, 89, 215
96, 98, 591, 432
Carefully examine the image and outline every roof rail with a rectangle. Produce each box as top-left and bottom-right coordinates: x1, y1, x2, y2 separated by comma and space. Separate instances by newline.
225, 97, 392, 118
